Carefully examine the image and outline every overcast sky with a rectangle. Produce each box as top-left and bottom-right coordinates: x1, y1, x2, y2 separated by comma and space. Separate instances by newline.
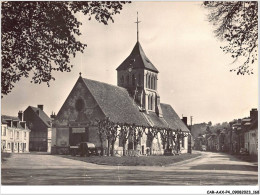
1, 1, 258, 125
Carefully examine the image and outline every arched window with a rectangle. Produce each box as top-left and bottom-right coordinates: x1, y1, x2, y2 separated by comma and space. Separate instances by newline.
132, 74, 135, 86
148, 95, 150, 110
151, 95, 153, 110
148, 75, 151, 89
146, 74, 148, 88
154, 76, 157, 90
127, 75, 129, 85
151, 76, 154, 89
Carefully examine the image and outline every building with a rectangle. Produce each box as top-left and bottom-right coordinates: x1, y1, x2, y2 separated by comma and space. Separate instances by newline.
52, 18, 190, 155
206, 108, 258, 156
1, 114, 30, 153
244, 108, 258, 156
23, 105, 52, 152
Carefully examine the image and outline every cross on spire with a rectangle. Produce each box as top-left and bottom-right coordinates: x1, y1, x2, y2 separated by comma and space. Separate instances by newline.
135, 12, 141, 42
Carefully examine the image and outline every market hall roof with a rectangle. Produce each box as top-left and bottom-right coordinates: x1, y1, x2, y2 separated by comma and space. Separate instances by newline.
82, 78, 149, 126
82, 77, 189, 132
116, 41, 159, 73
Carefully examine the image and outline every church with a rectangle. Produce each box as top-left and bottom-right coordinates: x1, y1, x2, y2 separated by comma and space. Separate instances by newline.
51, 16, 190, 156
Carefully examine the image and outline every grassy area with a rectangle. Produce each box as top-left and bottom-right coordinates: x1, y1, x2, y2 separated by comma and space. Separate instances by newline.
1, 152, 12, 163
59, 153, 201, 166
233, 154, 258, 163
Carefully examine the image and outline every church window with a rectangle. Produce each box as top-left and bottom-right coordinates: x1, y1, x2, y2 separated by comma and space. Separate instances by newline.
146, 74, 148, 88
150, 76, 152, 89
148, 75, 151, 89
153, 76, 156, 89
132, 74, 135, 86
155, 76, 157, 90
150, 96, 153, 110
75, 98, 85, 112
151, 76, 154, 89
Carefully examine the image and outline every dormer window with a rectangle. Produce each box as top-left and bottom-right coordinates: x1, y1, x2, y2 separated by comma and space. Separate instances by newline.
13, 121, 18, 128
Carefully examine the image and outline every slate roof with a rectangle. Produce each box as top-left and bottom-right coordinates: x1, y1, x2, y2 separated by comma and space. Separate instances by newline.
82, 78, 149, 126
116, 41, 159, 73
28, 106, 52, 127
161, 104, 190, 132
249, 118, 258, 130
1, 115, 27, 129
82, 77, 189, 132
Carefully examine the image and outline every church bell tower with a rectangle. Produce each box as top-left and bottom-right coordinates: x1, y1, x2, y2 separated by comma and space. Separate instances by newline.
116, 13, 163, 117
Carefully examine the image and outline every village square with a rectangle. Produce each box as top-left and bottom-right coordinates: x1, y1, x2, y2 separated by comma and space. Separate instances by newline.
1, 1, 258, 193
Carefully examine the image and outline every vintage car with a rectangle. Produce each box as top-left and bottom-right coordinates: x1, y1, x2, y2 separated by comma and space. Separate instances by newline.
201, 145, 207, 151
69, 142, 98, 157
240, 148, 249, 155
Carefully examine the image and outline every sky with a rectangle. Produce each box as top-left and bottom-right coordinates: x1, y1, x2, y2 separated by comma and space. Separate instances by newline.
1, 1, 258, 125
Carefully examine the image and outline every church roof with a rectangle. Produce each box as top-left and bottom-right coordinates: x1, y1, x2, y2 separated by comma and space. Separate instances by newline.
116, 41, 159, 73
82, 78, 149, 126
161, 104, 190, 132
81, 77, 189, 132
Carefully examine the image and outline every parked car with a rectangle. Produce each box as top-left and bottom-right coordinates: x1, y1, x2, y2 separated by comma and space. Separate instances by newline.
69, 142, 98, 157
201, 145, 206, 151
240, 148, 249, 155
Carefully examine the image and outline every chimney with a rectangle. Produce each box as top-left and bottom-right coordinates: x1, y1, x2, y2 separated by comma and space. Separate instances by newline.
18, 110, 23, 121
250, 108, 258, 121
182, 116, 188, 126
50, 112, 56, 120
38, 105, 43, 111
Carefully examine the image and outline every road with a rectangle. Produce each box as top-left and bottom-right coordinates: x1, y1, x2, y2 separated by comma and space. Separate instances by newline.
1, 151, 258, 185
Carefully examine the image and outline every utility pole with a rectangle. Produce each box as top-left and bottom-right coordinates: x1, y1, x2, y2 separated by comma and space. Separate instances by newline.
188, 116, 193, 154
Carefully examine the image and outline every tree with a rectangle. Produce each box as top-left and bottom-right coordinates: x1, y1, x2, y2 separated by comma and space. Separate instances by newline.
96, 119, 107, 156
1, 1, 130, 96
145, 128, 159, 155
160, 129, 168, 150
203, 1, 258, 75
119, 124, 130, 156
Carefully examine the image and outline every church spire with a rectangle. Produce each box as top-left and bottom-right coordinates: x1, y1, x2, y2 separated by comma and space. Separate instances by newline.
135, 12, 141, 42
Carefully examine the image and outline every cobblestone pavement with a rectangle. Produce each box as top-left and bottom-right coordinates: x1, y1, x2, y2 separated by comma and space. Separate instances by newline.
1, 151, 258, 185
